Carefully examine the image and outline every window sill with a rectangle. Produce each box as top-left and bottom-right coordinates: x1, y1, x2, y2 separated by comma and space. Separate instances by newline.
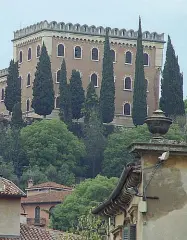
123, 89, 132, 91
57, 55, 65, 58
1, 100, 4, 102
91, 59, 99, 62
123, 114, 132, 117
19, 62, 22, 65
144, 65, 149, 67
56, 81, 60, 84
94, 86, 99, 88
27, 59, 32, 62
74, 57, 82, 60
26, 85, 31, 88
125, 63, 132, 65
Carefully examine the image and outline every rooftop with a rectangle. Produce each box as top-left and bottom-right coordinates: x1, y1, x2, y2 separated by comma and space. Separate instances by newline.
21, 191, 71, 204
26, 181, 72, 190
13, 20, 165, 43
0, 68, 8, 78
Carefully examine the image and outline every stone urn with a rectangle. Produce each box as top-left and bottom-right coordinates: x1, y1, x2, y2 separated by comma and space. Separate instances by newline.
145, 110, 172, 138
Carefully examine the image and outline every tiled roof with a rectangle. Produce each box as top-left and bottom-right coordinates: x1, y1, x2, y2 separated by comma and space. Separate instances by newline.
0, 224, 81, 240
27, 182, 72, 190
21, 191, 72, 204
0, 177, 26, 197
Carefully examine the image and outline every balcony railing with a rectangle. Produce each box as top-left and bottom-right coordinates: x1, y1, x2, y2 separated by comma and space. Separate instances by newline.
27, 218, 46, 226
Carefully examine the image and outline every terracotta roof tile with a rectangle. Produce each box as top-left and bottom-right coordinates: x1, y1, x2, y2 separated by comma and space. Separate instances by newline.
21, 191, 72, 204
0, 177, 26, 197
27, 182, 72, 190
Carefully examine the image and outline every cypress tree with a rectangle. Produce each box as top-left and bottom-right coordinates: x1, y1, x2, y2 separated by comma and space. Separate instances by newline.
99, 28, 115, 123
11, 102, 23, 129
32, 42, 54, 117
132, 17, 147, 126
4, 60, 21, 113
59, 59, 72, 125
84, 81, 99, 123
69, 70, 85, 120
160, 36, 185, 118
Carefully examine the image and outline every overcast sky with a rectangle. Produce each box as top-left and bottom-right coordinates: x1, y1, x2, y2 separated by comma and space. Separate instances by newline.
1, 0, 187, 95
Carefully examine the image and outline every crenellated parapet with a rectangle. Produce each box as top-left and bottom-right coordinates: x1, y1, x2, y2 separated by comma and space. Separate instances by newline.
13, 20, 165, 43
0, 68, 8, 77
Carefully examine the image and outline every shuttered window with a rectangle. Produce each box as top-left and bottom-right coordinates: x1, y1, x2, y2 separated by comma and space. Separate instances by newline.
123, 224, 136, 240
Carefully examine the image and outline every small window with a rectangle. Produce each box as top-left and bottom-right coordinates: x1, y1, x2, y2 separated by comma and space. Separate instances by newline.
18, 76, 22, 89
125, 51, 132, 64
55, 96, 60, 109
123, 103, 131, 116
36, 45, 41, 58
27, 74, 31, 87
91, 48, 99, 61
145, 79, 148, 92
56, 70, 60, 83
110, 49, 116, 63
74, 46, 82, 59
19, 51, 23, 63
90, 73, 98, 87
26, 99, 30, 112
143, 53, 149, 66
124, 77, 132, 90
1, 89, 4, 101
28, 48, 32, 61
35, 206, 40, 224
57, 44, 65, 57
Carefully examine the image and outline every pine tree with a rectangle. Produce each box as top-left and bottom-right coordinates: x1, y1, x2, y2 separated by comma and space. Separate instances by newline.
4, 60, 21, 113
99, 28, 115, 123
59, 59, 72, 125
84, 81, 99, 123
160, 36, 185, 118
11, 102, 23, 129
32, 42, 54, 117
69, 70, 85, 120
132, 17, 147, 126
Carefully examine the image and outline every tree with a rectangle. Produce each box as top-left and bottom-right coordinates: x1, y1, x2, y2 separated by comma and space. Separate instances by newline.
11, 102, 23, 129
99, 28, 115, 123
4, 60, 21, 113
132, 17, 147, 126
102, 124, 185, 177
69, 70, 85, 120
59, 59, 72, 125
84, 110, 106, 178
32, 42, 54, 117
0, 159, 18, 184
20, 119, 85, 173
50, 175, 118, 231
84, 81, 99, 123
160, 36, 185, 118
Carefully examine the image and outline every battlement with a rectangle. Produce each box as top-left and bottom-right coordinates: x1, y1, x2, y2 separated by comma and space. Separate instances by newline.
13, 20, 165, 43
0, 68, 8, 77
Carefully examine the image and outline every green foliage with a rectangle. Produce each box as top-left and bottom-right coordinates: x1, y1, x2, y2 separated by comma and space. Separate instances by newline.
32, 42, 54, 117
21, 119, 85, 173
4, 60, 21, 113
84, 81, 99, 123
84, 110, 106, 177
184, 98, 187, 113
100, 28, 115, 123
11, 102, 23, 129
0, 160, 18, 184
160, 36, 185, 118
59, 59, 72, 125
132, 18, 147, 126
102, 124, 185, 177
50, 175, 118, 231
69, 70, 85, 120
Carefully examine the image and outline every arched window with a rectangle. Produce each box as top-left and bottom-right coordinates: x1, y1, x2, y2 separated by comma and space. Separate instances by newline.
27, 73, 31, 86
49, 206, 55, 219
74, 46, 82, 59
36, 45, 41, 58
19, 51, 23, 63
110, 49, 116, 63
123, 103, 131, 116
1, 89, 4, 101
26, 99, 30, 112
28, 48, 32, 61
57, 44, 65, 57
124, 77, 132, 90
56, 70, 61, 83
55, 96, 60, 109
145, 79, 148, 92
143, 53, 149, 66
125, 51, 132, 64
91, 48, 99, 61
90, 73, 98, 87
35, 206, 40, 224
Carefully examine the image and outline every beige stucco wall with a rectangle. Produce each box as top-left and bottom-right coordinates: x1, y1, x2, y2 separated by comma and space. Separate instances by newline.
0, 197, 20, 237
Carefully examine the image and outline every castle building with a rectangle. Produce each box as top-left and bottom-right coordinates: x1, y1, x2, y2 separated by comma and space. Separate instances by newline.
0, 21, 165, 125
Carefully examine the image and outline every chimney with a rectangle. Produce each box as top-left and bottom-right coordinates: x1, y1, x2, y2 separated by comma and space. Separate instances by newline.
27, 178, 33, 188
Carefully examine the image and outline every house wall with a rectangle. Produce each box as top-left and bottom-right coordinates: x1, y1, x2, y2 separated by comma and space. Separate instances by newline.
0, 197, 20, 237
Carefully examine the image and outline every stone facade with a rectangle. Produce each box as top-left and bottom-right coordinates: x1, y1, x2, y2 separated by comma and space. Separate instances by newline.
0, 21, 165, 125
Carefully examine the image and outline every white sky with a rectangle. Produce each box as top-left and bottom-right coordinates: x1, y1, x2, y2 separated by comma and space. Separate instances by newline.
1, 0, 187, 95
